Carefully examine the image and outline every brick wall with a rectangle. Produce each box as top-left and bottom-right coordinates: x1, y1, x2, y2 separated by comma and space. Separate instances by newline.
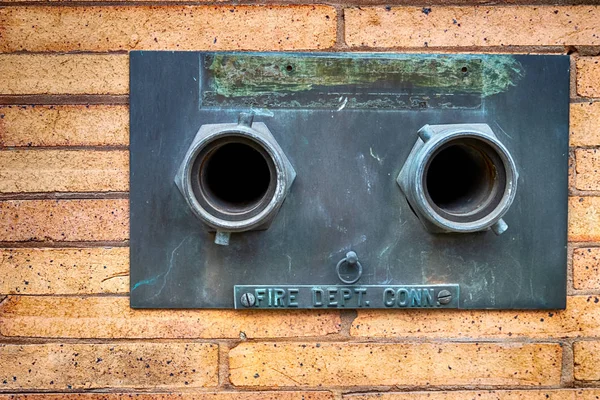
0, 2, 599, 399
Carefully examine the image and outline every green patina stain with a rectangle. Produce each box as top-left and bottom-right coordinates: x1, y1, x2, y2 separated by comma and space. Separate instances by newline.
481, 56, 525, 97
206, 54, 523, 99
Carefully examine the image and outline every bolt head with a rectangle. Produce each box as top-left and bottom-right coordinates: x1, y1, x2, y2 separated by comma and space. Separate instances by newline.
240, 292, 256, 307
437, 289, 453, 305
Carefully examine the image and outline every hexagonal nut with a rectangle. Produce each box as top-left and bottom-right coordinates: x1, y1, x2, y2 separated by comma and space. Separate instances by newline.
175, 115, 296, 234
397, 123, 518, 234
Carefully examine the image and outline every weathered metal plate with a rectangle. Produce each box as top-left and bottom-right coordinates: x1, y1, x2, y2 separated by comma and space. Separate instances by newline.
233, 285, 460, 309
129, 52, 569, 309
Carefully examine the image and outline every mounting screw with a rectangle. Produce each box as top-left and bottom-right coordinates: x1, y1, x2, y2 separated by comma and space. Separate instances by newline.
240, 292, 256, 307
437, 290, 453, 305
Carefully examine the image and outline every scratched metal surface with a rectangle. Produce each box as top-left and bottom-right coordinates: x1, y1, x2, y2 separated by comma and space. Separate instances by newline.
129, 52, 569, 309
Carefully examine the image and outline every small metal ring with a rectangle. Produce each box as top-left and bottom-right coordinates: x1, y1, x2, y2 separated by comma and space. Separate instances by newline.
336, 255, 363, 284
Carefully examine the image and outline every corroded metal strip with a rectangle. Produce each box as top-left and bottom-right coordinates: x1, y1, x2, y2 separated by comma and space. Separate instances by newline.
201, 54, 523, 109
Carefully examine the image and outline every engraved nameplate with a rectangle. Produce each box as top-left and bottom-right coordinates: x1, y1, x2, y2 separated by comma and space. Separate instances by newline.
233, 285, 459, 309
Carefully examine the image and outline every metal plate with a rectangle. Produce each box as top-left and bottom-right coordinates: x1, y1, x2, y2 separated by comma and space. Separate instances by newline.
130, 52, 569, 309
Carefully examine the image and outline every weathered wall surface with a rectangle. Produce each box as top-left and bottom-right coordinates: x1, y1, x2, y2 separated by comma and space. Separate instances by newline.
0, 2, 599, 399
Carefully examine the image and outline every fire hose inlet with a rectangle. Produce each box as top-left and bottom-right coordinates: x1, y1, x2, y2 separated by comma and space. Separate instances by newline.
175, 113, 296, 244
193, 138, 277, 220
398, 124, 518, 235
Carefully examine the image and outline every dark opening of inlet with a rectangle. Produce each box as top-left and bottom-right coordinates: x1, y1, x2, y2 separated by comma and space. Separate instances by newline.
201, 142, 272, 213
425, 142, 497, 216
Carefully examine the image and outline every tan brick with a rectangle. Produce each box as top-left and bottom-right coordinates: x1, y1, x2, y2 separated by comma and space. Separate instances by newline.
0, 248, 128, 295
568, 390, 600, 400
0, 54, 128, 95
574, 341, 600, 381
0, 296, 341, 338
344, 389, 600, 400
568, 196, 600, 242
0, 199, 128, 242
577, 57, 600, 98
0, 342, 217, 389
0, 150, 128, 193
576, 149, 600, 191
0, 105, 129, 147
0, 6, 336, 52
229, 342, 562, 387
570, 102, 600, 146
573, 248, 600, 290
350, 295, 600, 339
0, 394, 335, 400
345, 6, 600, 48
575, 151, 600, 192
